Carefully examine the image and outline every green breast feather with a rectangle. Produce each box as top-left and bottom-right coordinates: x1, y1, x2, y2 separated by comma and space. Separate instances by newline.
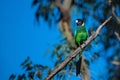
75, 25, 88, 45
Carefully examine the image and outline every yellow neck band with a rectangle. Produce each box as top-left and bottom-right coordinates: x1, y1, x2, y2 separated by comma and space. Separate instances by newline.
82, 22, 84, 26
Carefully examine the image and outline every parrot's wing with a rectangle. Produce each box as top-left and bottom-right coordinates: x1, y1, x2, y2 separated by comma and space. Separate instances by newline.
74, 30, 77, 37
86, 28, 89, 37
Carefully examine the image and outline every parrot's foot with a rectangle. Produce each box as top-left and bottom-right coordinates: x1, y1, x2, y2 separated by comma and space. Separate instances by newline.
82, 41, 86, 46
79, 45, 82, 48
83, 42, 86, 45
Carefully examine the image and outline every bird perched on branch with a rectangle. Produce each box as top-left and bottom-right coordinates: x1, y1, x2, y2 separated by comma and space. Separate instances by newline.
75, 19, 88, 76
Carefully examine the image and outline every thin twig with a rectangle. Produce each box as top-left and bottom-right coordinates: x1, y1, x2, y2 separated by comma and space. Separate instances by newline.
45, 16, 112, 80
115, 32, 120, 41
112, 6, 120, 24
108, 0, 120, 24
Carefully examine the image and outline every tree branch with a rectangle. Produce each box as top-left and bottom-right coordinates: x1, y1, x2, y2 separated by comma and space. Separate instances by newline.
45, 16, 112, 80
114, 32, 120, 41
112, 5, 120, 24
108, 0, 120, 24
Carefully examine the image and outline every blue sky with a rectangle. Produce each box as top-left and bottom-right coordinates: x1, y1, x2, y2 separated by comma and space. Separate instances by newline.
0, 0, 60, 79
0, 0, 119, 80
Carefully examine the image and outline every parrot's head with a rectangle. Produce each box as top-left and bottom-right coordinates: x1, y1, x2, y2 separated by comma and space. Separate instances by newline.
75, 19, 84, 27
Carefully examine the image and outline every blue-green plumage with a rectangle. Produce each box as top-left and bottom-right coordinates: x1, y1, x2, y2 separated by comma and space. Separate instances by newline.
74, 19, 88, 76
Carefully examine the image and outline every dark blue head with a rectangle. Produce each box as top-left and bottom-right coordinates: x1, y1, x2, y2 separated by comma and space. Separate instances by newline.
76, 19, 84, 26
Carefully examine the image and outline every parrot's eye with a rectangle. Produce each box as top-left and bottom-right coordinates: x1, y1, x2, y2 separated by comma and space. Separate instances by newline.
76, 19, 83, 26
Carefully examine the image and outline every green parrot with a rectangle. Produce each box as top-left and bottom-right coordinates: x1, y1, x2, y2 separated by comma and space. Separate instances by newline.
74, 19, 88, 76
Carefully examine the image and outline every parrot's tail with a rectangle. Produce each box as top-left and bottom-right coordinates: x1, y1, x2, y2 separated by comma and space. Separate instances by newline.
76, 51, 82, 76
